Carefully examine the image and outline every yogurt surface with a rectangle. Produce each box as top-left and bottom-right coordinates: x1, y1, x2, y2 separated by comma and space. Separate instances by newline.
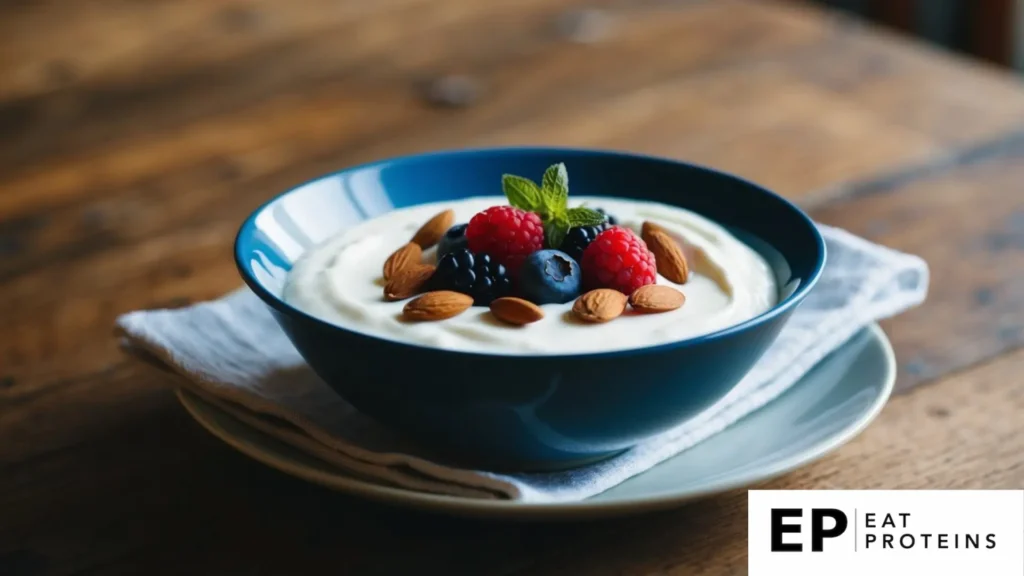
283, 196, 778, 355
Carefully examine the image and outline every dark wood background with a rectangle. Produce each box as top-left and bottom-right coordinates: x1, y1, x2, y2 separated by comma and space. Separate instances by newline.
809, 0, 1017, 66
2, 0, 1023, 574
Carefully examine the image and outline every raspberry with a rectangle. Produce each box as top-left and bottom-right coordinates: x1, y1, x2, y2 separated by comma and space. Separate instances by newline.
465, 206, 544, 276
580, 226, 657, 294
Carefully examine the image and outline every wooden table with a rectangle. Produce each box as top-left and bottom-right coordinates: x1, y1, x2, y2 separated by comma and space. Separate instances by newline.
2, 0, 1023, 573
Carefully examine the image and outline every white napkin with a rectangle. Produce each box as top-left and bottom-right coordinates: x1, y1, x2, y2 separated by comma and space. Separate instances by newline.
115, 224, 928, 503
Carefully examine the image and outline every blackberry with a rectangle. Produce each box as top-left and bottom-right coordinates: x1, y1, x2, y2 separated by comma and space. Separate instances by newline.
429, 249, 512, 305
559, 225, 604, 263
595, 207, 618, 226
559, 207, 619, 261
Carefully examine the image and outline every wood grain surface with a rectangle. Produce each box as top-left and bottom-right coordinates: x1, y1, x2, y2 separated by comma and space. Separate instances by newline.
814, 145, 1024, 391
1, 0, 1023, 574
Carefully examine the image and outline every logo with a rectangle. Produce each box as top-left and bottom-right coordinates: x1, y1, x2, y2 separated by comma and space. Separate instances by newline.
749, 490, 1024, 576
770, 508, 848, 552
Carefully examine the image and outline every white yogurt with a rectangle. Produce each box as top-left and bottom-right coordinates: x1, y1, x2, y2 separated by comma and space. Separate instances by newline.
283, 196, 778, 355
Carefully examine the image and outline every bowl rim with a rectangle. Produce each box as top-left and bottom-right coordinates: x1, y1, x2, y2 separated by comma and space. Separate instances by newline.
234, 146, 827, 360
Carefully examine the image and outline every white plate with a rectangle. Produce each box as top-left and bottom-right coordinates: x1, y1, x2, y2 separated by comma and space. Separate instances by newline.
178, 323, 894, 520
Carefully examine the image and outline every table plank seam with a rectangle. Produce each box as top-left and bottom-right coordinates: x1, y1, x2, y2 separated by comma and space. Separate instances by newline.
801, 125, 1024, 209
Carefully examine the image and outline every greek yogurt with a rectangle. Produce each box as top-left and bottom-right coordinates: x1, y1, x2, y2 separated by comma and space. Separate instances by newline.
283, 196, 778, 355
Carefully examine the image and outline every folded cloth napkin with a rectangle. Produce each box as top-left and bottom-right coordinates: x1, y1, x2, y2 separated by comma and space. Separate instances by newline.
115, 224, 928, 503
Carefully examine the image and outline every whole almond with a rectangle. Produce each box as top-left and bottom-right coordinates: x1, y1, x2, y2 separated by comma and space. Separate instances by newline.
629, 285, 686, 313
410, 209, 455, 249
490, 297, 544, 326
383, 242, 423, 280
645, 230, 689, 284
384, 265, 436, 301
402, 290, 473, 321
572, 289, 628, 323
641, 220, 668, 239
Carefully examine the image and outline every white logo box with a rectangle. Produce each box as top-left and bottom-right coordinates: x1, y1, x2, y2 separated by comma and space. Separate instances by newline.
748, 490, 1024, 576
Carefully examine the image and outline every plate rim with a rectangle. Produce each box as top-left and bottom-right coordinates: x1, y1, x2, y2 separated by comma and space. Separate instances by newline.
176, 323, 895, 519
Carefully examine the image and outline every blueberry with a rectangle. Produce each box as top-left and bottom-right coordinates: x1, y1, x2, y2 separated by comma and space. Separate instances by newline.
437, 223, 469, 259
518, 250, 582, 305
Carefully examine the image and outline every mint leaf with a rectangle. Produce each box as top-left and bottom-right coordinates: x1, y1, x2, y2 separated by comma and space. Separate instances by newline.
542, 162, 569, 195
539, 163, 569, 216
566, 206, 607, 228
544, 216, 569, 250
505, 162, 579, 248
502, 174, 542, 211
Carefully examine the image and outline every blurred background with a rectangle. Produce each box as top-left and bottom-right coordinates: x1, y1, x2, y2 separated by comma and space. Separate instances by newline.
4, 0, 1022, 303
808, 0, 1020, 68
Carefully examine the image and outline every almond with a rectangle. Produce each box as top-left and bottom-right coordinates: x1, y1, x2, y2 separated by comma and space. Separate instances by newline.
490, 297, 544, 326
402, 290, 473, 321
629, 285, 686, 313
410, 209, 455, 249
384, 265, 436, 302
645, 229, 689, 284
382, 242, 423, 280
572, 289, 627, 323
641, 220, 668, 239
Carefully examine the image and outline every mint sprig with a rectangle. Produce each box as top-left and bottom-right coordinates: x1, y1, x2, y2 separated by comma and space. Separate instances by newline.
501, 162, 606, 249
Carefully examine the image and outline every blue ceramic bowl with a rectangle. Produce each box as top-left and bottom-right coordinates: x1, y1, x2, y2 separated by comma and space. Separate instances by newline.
235, 147, 826, 471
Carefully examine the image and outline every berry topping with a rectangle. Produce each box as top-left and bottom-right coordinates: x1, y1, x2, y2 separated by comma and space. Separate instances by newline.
580, 226, 657, 294
500, 163, 607, 249
518, 250, 582, 305
558, 206, 616, 261
559, 224, 605, 263
465, 206, 544, 275
437, 223, 468, 259
428, 249, 513, 306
